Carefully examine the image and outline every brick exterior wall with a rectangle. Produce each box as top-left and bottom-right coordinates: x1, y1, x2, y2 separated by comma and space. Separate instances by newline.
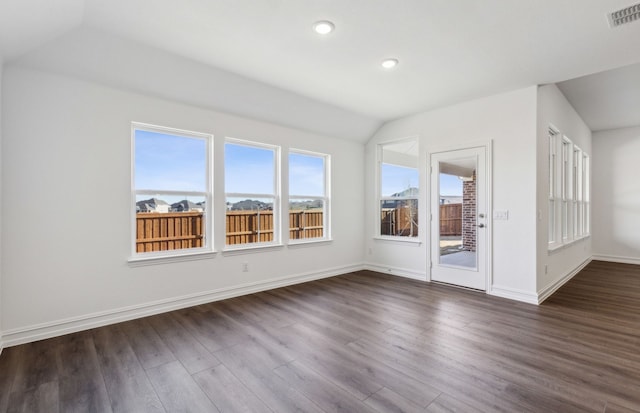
462, 171, 476, 252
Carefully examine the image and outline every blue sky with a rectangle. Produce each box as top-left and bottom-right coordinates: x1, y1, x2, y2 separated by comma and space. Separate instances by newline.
135, 130, 206, 192
381, 164, 418, 196
289, 152, 324, 196
224, 143, 275, 194
381, 164, 462, 197
439, 173, 463, 196
135, 131, 325, 200
135, 130, 461, 201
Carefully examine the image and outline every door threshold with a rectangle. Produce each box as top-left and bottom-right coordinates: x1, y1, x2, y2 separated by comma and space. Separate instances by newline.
431, 280, 486, 293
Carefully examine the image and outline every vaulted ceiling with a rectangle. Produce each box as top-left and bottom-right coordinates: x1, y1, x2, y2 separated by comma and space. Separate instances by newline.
2, 0, 640, 140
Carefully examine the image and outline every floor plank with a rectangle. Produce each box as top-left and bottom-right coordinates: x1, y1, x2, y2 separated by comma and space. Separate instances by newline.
147, 360, 218, 413
425, 392, 485, 413
92, 326, 165, 413
6, 381, 59, 413
274, 361, 378, 413
119, 318, 176, 370
0, 347, 20, 412
214, 343, 324, 413
146, 312, 220, 375
364, 386, 424, 413
10, 340, 60, 393
193, 364, 271, 412
57, 331, 112, 413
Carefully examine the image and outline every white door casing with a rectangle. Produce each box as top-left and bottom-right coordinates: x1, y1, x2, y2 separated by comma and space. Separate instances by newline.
430, 146, 487, 290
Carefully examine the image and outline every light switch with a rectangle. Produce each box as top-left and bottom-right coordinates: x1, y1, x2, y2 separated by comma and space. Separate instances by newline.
493, 210, 509, 220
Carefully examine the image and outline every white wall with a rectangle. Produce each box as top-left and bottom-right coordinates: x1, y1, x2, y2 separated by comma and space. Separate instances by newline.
0, 60, 3, 353
535, 84, 592, 300
1, 65, 365, 346
592, 126, 640, 264
364, 87, 540, 303
15, 27, 381, 143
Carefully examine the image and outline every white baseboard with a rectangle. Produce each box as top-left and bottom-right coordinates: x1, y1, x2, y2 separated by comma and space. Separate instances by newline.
488, 285, 539, 305
1, 263, 364, 348
363, 263, 427, 281
537, 257, 592, 304
592, 254, 640, 266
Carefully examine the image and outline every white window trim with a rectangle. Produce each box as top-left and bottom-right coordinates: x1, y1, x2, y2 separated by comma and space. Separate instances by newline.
582, 153, 591, 236
377, 138, 420, 240
129, 122, 214, 264
548, 127, 559, 248
288, 149, 331, 244
223, 138, 281, 251
560, 136, 573, 243
572, 145, 583, 239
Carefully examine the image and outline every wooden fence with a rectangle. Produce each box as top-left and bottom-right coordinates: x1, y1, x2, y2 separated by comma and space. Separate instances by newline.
137, 205, 460, 252
440, 203, 462, 236
381, 207, 418, 237
289, 210, 324, 240
136, 210, 324, 252
225, 210, 275, 245
136, 212, 204, 253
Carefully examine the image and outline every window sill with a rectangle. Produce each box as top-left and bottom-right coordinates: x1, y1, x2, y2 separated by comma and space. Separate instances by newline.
128, 250, 217, 267
288, 239, 333, 248
222, 243, 285, 256
548, 234, 590, 255
373, 236, 422, 245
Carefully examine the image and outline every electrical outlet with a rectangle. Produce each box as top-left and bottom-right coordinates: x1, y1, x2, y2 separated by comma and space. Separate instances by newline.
544, 264, 548, 274
242, 262, 249, 272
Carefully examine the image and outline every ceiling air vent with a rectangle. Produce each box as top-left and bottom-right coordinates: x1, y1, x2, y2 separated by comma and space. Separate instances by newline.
608, 3, 640, 27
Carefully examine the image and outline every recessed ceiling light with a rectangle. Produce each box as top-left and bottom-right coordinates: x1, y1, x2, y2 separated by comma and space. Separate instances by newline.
381, 58, 399, 69
313, 20, 335, 35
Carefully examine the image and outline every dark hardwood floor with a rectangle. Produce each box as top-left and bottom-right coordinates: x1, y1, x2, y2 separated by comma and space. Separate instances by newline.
1, 260, 639, 412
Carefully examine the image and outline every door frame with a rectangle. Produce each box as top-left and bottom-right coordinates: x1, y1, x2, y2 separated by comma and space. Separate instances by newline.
426, 140, 493, 292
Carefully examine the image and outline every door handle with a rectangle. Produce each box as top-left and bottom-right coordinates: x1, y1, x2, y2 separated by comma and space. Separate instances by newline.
478, 223, 485, 228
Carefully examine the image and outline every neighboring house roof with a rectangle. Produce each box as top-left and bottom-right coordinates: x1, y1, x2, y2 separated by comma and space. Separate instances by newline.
171, 200, 201, 211
440, 196, 463, 204
391, 187, 419, 198
231, 199, 272, 211
136, 198, 170, 211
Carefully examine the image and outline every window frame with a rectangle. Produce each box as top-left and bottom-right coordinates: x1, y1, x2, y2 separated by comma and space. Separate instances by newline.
288, 149, 331, 244
560, 136, 573, 243
548, 128, 559, 246
377, 138, 420, 241
224, 138, 281, 250
572, 145, 583, 239
130, 122, 214, 262
582, 153, 590, 236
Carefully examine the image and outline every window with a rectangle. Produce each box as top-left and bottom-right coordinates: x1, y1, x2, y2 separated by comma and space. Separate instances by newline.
548, 128, 558, 245
289, 151, 330, 242
582, 153, 590, 235
132, 123, 211, 256
548, 126, 590, 251
571, 146, 582, 239
378, 139, 419, 238
225, 140, 279, 247
561, 136, 572, 242
573, 146, 583, 238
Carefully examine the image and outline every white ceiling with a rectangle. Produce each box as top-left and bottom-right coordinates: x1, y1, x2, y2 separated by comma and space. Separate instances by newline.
2, 0, 640, 141
557, 62, 640, 132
